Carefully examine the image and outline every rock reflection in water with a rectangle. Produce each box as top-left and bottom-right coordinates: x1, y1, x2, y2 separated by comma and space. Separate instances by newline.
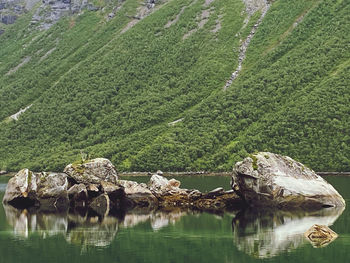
65, 214, 119, 248
121, 208, 188, 231
3, 204, 190, 248
3, 204, 118, 247
232, 207, 344, 258
4, 205, 68, 238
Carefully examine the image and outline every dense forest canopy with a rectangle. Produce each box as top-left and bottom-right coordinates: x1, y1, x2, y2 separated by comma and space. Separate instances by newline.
0, 0, 349, 172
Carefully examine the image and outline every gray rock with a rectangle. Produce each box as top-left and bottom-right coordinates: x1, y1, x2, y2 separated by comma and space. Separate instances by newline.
89, 194, 110, 216
148, 174, 190, 207
68, 183, 88, 206
188, 189, 202, 199
64, 158, 118, 184
100, 181, 124, 203
0, 170, 7, 175
36, 172, 69, 210
232, 152, 345, 209
87, 184, 99, 192
148, 174, 243, 209
100, 181, 120, 193
3, 169, 69, 211
118, 180, 158, 208
1, 15, 17, 24
87, 4, 99, 11
207, 187, 225, 196
13, 4, 23, 13
86, 183, 100, 198
148, 174, 183, 195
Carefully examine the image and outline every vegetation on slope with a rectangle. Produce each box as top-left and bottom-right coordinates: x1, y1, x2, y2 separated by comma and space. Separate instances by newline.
0, 0, 349, 172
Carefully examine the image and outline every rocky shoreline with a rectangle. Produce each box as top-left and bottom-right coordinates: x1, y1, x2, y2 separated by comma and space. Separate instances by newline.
2, 153, 346, 219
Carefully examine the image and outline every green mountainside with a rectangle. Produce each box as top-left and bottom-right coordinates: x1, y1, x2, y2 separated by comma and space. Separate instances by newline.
0, 0, 349, 172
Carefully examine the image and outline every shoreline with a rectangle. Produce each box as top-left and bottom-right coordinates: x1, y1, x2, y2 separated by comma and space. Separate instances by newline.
1, 171, 350, 178
120, 171, 232, 177
122, 172, 350, 177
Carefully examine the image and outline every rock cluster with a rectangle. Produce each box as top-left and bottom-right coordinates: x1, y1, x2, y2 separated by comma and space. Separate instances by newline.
3, 158, 243, 216
2, 153, 346, 254
0, 0, 99, 29
3, 152, 345, 218
149, 174, 242, 210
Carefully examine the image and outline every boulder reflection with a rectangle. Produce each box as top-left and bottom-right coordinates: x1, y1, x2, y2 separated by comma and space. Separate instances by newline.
232, 207, 344, 258
3, 204, 189, 248
120, 208, 188, 230
4, 205, 68, 238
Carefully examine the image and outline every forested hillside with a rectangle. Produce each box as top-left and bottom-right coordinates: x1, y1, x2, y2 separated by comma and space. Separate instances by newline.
0, 0, 349, 172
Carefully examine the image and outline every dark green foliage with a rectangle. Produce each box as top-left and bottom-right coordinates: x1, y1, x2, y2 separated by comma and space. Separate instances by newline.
0, 0, 349, 172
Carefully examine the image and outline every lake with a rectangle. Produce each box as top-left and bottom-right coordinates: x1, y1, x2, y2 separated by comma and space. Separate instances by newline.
0, 175, 349, 263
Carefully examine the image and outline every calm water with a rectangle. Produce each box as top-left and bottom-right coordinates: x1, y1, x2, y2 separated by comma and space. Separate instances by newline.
0, 175, 349, 263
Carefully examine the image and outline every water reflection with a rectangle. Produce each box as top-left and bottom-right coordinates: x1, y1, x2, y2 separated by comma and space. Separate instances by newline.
3, 202, 345, 257
232, 207, 344, 258
120, 208, 188, 231
4, 205, 68, 238
3, 204, 190, 248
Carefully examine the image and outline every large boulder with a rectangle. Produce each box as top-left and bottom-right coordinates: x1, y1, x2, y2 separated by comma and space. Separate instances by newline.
232, 152, 345, 209
64, 158, 118, 184
3, 169, 69, 211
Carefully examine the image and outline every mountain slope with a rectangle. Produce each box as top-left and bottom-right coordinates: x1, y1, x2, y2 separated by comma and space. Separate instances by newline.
0, 0, 349, 172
